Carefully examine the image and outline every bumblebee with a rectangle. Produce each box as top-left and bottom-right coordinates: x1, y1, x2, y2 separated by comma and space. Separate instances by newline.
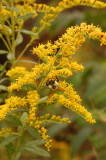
46, 77, 65, 92
46, 77, 59, 90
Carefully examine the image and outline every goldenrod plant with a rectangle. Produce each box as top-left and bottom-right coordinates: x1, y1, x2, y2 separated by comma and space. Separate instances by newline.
0, 0, 106, 159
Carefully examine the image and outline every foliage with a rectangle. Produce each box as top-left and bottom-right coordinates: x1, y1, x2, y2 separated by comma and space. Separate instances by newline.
0, 0, 106, 160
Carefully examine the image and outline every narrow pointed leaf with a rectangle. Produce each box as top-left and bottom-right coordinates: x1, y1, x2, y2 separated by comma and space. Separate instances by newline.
0, 135, 19, 149
7, 109, 27, 115
15, 34, 23, 46
0, 50, 9, 54
21, 146, 50, 157
16, 29, 38, 37
26, 125, 41, 139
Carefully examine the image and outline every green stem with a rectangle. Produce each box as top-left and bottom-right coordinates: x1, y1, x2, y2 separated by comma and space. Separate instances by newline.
37, 69, 51, 92
12, 126, 25, 160
1, 36, 11, 53
13, 38, 34, 67
11, 0, 15, 55
37, 77, 46, 92
6, 37, 12, 51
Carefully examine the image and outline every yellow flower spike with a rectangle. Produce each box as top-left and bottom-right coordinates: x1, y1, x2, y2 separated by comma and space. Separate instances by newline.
7, 64, 45, 91
57, 68, 72, 78
50, 115, 71, 124
1, 0, 106, 155
58, 95, 96, 124
0, 7, 11, 23
6, 67, 28, 79
27, 90, 40, 107
47, 93, 58, 104
71, 61, 84, 72
47, 70, 58, 80
26, 90, 40, 128
0, 97, 27, 121
59, 57, 70, 68
59, 81, 68, 89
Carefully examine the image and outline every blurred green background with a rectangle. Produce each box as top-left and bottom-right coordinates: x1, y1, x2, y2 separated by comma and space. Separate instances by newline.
0, 0, 106, 160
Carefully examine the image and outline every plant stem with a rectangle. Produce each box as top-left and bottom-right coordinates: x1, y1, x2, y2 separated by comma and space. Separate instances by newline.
37, 69, 51, 92
11, 126, 25, 160
11, 0, 15, 55
1, 36, 11, 53
13, 38, 34, 67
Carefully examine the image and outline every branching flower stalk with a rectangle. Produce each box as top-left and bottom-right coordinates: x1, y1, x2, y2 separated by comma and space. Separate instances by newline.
0, 0, 106, 160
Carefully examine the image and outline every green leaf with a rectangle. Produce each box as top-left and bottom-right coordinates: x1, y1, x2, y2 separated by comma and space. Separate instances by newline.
7, 53, 15, 62
11, 6, 20, 14
16, 29, 38, 37
38, 96, 48, 104
0, 77, 9, 84
7, 109, 27, 116
16, 13, 35, 21
18, 60, 38, 65
0, 85, 7, 91
0, 50, 9, 54
26, 125, 41, 139
48, 123, 69, 137
71, 126, 93, 155
20, 112, 28, 126
14, 151, 21, 160
23, 140, 45, 147
15, 34, 23, 46
90, 133, 105, 150
0, 135, 19, 149
0, 93, 7, 103
6, 115, 22, 126
21, 146, 50, 157
0, 62, 7, 72
6, 143, 14, 160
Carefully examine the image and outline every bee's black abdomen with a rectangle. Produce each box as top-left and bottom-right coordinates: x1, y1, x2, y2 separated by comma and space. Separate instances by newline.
49, 80, 55, 85
46, 77, 59, 90
52, 85, 56, 89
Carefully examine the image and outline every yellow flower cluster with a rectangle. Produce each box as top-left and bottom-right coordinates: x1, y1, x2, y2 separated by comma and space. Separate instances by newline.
0, 3, 11, 23
47, 93, 58, 104
57, 81, 96, 124
2, 22, 105, 151
17, 3, 37, 17
37, 113, 71, 124
1, 0, 106, 153
58, 95, 96, 124
1, 0, 106, 37
26, 90, 41, 128
39, 127, 52, 151
7, 64, 43, 91
70, 61, 84, 71
0, 24, 12, 36
0, 96, 27, 120
32, 23, 106, 82
58, 0, 106, 10
46, 81, 96, 124
50, 115, 71, 123
38, 0, 106, 32
7, 67, 28, 80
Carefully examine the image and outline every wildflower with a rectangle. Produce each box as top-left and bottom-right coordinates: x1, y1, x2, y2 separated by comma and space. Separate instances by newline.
0, 97, 27, 121
47, 93, 58, 104
39, 127, 52, 151
58, 95, 96, 124
26, 90, 40, 128
7, 67, 28, 80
